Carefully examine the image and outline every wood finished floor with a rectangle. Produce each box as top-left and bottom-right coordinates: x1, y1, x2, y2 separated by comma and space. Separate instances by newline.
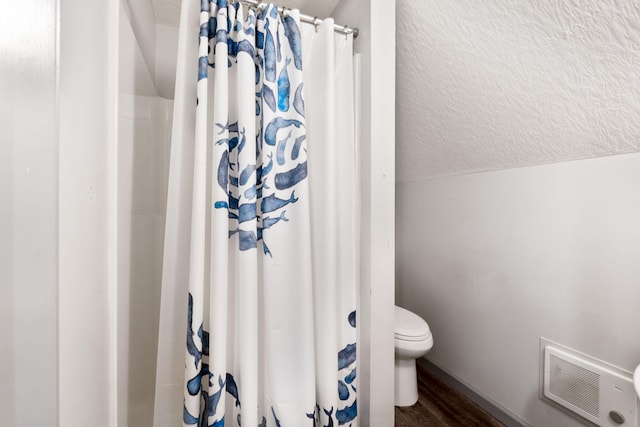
395, 364, 506, 427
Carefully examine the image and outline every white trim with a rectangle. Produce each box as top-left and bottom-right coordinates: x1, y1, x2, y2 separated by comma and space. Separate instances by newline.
367, 0, 396, 423
107, 0, 119, 424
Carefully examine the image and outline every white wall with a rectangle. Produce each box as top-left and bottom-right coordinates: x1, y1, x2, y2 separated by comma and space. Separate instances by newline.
0, 1, 58, 425
332, 0, 396, 425
118, 6, 173, 427
396, 152, 640, 426
58, 0, 119, 425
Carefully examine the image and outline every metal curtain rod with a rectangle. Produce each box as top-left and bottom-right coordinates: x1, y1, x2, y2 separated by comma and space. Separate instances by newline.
236, 0, 359, 38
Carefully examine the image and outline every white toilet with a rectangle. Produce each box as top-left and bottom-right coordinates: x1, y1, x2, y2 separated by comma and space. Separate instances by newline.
394, 305, 433, 407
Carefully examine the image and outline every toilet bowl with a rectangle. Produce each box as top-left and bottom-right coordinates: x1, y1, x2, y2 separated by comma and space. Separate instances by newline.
394, 305, 433, 407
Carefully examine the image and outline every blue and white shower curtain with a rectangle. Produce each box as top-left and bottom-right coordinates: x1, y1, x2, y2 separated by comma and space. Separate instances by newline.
153, 2, 358, 426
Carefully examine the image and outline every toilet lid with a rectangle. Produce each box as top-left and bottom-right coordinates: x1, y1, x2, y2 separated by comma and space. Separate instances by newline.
395, 306, 431, 341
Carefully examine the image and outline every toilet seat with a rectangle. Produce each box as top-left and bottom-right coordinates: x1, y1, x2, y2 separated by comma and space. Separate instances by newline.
394, 306, 431, 342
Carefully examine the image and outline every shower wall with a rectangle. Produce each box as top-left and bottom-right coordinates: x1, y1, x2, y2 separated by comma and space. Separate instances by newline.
118, 5, 173, 427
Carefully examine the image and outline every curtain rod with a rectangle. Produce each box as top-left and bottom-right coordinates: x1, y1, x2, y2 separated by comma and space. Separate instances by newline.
235, 0, 359, 38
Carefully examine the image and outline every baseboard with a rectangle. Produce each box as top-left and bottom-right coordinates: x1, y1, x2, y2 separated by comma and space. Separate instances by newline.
417, 357, 530, 427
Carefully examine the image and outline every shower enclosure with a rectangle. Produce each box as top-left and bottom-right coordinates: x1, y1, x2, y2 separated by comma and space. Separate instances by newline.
0, 0, 395, 426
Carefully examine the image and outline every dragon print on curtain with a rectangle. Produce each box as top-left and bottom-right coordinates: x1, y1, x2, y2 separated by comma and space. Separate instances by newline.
179, 1, 359, 427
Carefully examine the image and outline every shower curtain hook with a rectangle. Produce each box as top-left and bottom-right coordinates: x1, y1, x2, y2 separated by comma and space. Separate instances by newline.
313, 16, 319, 32
344, 25, 349, 39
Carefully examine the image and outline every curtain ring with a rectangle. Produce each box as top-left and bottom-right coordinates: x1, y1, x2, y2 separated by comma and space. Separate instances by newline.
257, 0, 265, 12
313, 16, 319, 32
282, 6, 290, 17
343, 25, 349, 40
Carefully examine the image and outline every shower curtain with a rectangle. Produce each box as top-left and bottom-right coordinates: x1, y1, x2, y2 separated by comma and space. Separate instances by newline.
154, 2, 358, 426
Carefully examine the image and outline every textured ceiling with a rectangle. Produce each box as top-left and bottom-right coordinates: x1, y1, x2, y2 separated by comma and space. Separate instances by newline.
149, 1, 640, 181
151, 0, 340, 27
397, 0, 640, 182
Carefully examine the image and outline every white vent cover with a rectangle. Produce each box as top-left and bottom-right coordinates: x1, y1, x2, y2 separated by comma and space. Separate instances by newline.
543, 344, 638, 427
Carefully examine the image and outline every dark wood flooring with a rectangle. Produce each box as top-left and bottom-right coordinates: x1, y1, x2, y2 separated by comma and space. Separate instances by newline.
395, 364, 506, 427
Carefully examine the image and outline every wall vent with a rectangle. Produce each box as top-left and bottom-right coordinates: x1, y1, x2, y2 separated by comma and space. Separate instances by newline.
548, 353, 600, 418
541, 340, 638, 427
